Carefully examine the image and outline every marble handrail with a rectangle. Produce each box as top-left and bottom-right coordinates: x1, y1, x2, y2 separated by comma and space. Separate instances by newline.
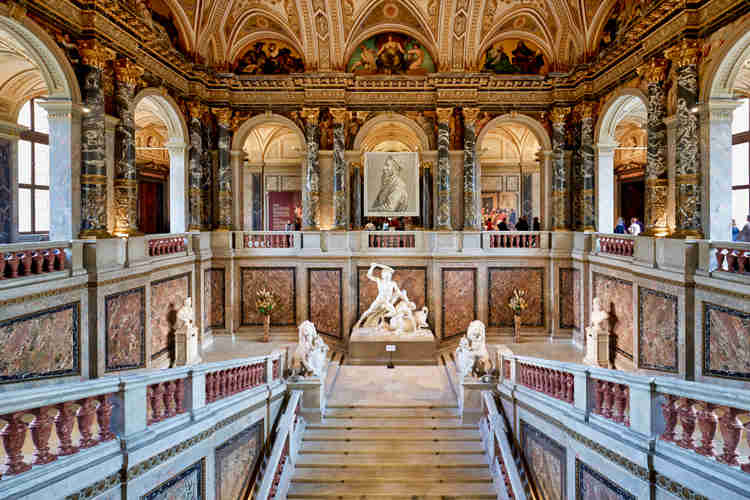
366, 231, 417, 248
594, 233, 636, 257
484, 231, 545, 249
145, 234, 188, 257
481, 391, 528, 500
0, 241, 71, 280
243, 231, 297, 249
711, 241, 750, 274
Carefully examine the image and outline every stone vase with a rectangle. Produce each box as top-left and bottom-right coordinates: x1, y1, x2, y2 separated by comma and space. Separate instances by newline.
513, 314, 522, 343
263, 314, 271, 342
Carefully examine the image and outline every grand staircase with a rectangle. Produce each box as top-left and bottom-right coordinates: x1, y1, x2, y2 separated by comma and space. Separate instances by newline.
286, 403, 498, 499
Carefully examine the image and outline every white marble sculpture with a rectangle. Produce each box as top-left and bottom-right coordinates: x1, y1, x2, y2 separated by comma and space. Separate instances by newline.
455, 320, 493, 378
292, 321, 330, 378
174, 297, 202, 366
356, 263, 430, 336
584, 298, 612, 368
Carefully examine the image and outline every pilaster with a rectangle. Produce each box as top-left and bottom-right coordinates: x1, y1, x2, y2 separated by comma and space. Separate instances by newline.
435, 107, 453, 230
301, 108, 320, 231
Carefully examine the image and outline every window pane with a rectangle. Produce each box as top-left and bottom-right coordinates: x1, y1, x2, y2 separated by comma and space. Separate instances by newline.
17, 100, 30, 128
18, 188, 31, 232
733, 188, 750, 230
35, 143, 49, 186
733, 98, 749, 134
18, 140, 32, 184
34, 189, 49, 232
33, 101, 48, 134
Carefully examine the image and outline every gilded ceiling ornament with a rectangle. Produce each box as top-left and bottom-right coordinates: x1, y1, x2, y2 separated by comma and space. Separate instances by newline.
212, 107, 233, 128
113, 58, 144, 87
77, 39, 115, 70
664, 39, 701, 68
551, 107, 570, 124
636, 57, 669, 84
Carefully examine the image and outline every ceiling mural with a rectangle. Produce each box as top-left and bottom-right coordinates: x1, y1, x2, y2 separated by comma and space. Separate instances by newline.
479, 39, 548, 75
594, 0, 646, 55
235, 39, 305, 74
347, 32, 435, 75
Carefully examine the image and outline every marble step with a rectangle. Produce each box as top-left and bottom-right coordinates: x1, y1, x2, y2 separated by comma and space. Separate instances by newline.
300, 440, 484, 454
323, 407, 460, 419
286, 481, 496, 498
292, 467, 492, 483
296, 453, 488, 468
303, 429, 479, 441
308, 417, 476, 429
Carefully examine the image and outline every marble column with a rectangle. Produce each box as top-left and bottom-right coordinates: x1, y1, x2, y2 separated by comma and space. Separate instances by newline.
112, 58, 143, 236
704, 99, 740, 240
212, 108, 233, 230
462, 107, 481, 230
165, 141, 189, 233
350, 160, 362, 229
578, 103, 596, 231
638, 57, 670, 236
201, 123, 214, 230
665, 40, 703, 238
331, 108, 348, 230
187, 101, 204, 231
596, 144, 616, 233
301, 108, 320, 230
421, 161, 433, 229
551, 107, 571, 230
77, 39, 114, 238
435, 107, 453, 230
230, 150, 245, 232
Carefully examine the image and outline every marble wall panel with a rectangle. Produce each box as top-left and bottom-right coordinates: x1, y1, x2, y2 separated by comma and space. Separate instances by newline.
241, 267, 296, 326
308, 268, 343, 338
357, 266, 427, 322
151, 274, 190, 361
214, 421, 263, 500
488, 268, 544, 327
204, 268, 225, 330
0, 139, 10, 243
142, 459, 205, 500
703, 302, 750, 380
593, 273, 633, 360
441, 268, 476, 338
521, 421, 566, 500
559, 268, 580, 330
575, 460, 635, 500
638, 288, 678, 372
0, 303, 79, 383
105, 287, 145, 371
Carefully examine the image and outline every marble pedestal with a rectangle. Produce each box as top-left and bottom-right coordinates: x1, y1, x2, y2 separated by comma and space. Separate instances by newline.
583, 330, 612, 369
348, 327, 437, 365
174, 332, 202, 366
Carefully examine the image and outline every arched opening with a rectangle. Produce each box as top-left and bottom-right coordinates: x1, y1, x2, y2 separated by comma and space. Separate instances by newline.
132, 90, 189, 234
477, 119, 543, 230
0, 14, 80, 242
595, 90, 648, 233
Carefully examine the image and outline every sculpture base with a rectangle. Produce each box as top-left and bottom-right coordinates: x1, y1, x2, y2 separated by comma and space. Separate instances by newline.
348, 327, 437, 365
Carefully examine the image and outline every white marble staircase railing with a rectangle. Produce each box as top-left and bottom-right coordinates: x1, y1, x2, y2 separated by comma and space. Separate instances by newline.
481, 390, 528, 500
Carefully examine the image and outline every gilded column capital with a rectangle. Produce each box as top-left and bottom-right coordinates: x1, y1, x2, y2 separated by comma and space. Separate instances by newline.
77, 39, 115, 70
301, 107, 319, 126
575, 102, 594, 120
664, 39, 701, 67
436, 107, 453, 123
212, 107, 233, 128
637, 57, 669, 84
330, 108, 348, 124
187, 101, 205, 120
113, 58, 144, 87
462, 107, 481, 127
551, 107, 570, 124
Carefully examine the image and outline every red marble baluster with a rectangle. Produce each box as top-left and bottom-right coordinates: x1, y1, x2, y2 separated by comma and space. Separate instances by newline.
54, 402, 79, 455
31, 250, 43, 273
96, 395, 115, 441
742, 417, 750, 473
175, 379, 185, 414
244, 235, 249, 248
566, 374, 574, 403
7, 252, 20, 277
221, 370, 229, 398
163, 381, 176, 418
152, 384, 165, 422
1, 412, 32, 475
554, 370, 562, 399
715, 249, 725, 270
677, 399, 696, 450
77, 398, 100, 448
603, 383, 615, 419
727, 251, 738, 272
613, 384, 628, 424
593, 380, 603, 415
0, 251, 5, 278
205, 373, 214, 403
29, 406, 57, 465
738, 253, 747, 274
55, 248, 65, 270
694, 402, 717, 457
19, 251, 31, 276
43, 249, 55, 272
660, 395, 678, 442
716, 407, 741, 465
146, 386, 155, 423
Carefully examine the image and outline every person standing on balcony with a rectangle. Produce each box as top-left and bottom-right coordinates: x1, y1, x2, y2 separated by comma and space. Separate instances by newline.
532, 217, 541, 231
737, 215, 750, 242
628, 217, 641, 236
614, 218, 626, 234
732, 219, 740, 241
515, 216, 529, 231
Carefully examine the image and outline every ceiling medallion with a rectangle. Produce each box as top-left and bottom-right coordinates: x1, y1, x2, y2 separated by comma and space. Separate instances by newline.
383, 2, 399, 18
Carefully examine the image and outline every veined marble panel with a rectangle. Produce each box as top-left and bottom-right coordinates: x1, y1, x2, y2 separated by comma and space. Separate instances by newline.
522, 421, 566, 500
703, 302, 750, 380
488, 268, 544, 327
151, 274, 190, 361
105, 287, 145, 371
593, 273, 633, 360
441, 268, 476, 338
638, 288, 678, 372
0, 302, 80, 383
142, 459, 205, 500
241, 267, 296, 326
357, 266, 427, 321
559, 268, 580, 330
0, 139, 10, 243
205, 268, 226, 330
576, 460, 635, 500
215, 421, 263, 500
308, 268, 343, 338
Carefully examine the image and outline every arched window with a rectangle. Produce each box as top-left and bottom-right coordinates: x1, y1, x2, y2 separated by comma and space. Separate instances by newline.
17, 98, 50, 236
733, 97, 750, 234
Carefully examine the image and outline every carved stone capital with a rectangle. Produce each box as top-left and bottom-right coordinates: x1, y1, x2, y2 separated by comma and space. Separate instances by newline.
664, 39, 701, 68
212, 107, 233, 128
113, 58, 144, 87
575, 102, 594, 120
436, 107, 453, 123
187, 101, 205, 120
637, 57, 669, 84
301, 107, 320, 125
462, 107, 481, 126
551, 107, 570, 124
77, 39, 115, 70
329, 108, 348, 124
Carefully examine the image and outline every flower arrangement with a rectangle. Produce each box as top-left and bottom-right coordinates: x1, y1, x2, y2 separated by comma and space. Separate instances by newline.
256, 288, 277, 316
508, 288, 528, 316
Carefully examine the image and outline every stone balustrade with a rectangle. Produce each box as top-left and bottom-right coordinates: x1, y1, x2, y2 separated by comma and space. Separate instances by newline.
146, 235, 187, 256
205, 360, 267, 404
480, 391, 527, 500
711, 242, 750, 274
366, 231, 417, 248
0, 242, 72, 281
146, 377, 186, 425
486, 231, 543, 249
592, 378, 630, 427
517, 361, 574, 404
244, 232, 296, 249
595, 234, 635, 257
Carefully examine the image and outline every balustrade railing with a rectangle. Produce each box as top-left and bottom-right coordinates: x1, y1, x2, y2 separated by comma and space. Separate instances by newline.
146, 377, 186, 425
486, 232, 542, 249
517, 362, 574, 404
592, 379, 630, 427
367, 232, 416, 248
596, 234, 635, 257
147, 235, 187, 256
712, 242, 750, 274
0, 242, 69, 280
244, 232, 296, 249
205, 361, 266, 404
481, 391, 527, 500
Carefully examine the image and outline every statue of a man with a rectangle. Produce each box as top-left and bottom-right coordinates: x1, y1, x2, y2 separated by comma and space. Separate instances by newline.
356, 263, 407, 329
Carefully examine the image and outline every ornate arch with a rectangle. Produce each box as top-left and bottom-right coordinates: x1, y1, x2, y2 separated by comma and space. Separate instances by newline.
594, 88, 648, 144
226, 7, 305, 62
353, 113, 430, 152
476, 113, 552, 152
704, 18, 750, 99
232, 113, 306, 152
342, 25, 438, 71
133, 88, 189, 145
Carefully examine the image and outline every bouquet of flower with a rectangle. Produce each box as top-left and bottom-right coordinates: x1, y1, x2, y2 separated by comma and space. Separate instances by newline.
256, 288, 277, 316
508, 289, 528, 316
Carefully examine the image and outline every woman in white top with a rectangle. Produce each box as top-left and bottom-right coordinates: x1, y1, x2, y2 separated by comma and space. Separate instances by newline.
628, 218, 641, 236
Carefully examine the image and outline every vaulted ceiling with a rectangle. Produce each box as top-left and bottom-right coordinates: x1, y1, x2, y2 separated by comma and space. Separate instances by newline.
152, 0, 628, 71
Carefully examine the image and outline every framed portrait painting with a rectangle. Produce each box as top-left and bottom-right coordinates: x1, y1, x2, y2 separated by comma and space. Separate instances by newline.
364, 152, 420, 217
